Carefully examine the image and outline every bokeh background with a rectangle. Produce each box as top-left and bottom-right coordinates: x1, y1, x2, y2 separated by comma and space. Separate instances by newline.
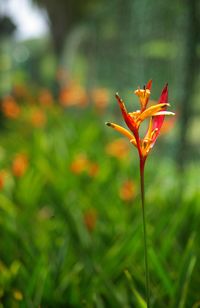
0, 0, 199, 307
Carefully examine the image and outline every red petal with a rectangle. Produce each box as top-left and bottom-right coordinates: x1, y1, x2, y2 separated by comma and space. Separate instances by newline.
115, 93, 137, 133
152, 84, 168, 143
158, 83, 168, 104
146, 79, 152, 90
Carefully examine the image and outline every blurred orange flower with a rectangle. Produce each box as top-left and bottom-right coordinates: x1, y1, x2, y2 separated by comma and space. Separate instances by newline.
70, 154, 89, 174
70, 154, 99, 177
91, 88, 109, 113
12, 154, 28, 177
105, 138, 130, 159
30, 109, 46, 128
2, 96, 21, 119
38, 89, 53, 107
59, 83, 88, 107
83, 208, 97, 232
119, 180, 136, 202
0, 170, 7, 190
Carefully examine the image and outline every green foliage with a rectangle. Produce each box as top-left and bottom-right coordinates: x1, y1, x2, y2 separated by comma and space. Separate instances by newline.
0, 96, 199, 307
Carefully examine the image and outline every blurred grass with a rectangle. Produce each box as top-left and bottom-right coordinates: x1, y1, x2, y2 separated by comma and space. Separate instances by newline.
0, 90, 199, 307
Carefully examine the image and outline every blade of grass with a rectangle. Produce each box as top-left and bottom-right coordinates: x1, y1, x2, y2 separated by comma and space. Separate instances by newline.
149, 247, 174, 296
171, 233, 196, 308
160, 202, 191, 259
178, 255, 196, 308
94, 265, 128, 306
124, 270, 147, 308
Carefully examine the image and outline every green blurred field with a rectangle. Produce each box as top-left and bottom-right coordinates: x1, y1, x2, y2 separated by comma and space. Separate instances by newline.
0, 87, 199, 308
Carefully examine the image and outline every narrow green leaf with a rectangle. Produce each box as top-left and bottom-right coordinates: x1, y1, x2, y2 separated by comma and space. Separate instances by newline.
178, 255, 196, 308
124, 270, 147, 308
149, 247, 174, 296
171, 233, 196, 308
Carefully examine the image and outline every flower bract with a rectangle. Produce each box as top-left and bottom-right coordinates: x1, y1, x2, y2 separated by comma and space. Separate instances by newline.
106, 81, 175, 161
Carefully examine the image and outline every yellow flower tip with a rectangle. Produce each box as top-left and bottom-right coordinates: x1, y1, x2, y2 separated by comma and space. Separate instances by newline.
105, 122, 113, 127
134, 87, 151, 110
130, 138, 137, 146
151, 128, 158, 139
162, 103, 170, 107
134, 88, 151, 98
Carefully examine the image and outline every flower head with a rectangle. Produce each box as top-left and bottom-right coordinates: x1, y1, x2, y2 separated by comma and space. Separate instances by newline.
83, 208, 97, 233
2, 96, 21, 119
30, 108, 46, 128
59, 83, 88, 107
119, 180, 136, 202
91, 88, 109, 113
106, 81, 175, 162
12, 153, 28, 177
105, 138, 130, 159
70, 154, 99, 177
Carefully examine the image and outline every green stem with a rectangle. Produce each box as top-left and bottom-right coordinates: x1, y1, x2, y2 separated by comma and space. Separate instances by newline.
140, 158, 150, 308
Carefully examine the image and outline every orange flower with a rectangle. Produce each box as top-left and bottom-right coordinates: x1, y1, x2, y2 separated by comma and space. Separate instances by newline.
70, 154, 99, 177
59, 83, 88, 107
83, 209, 97, 232
106, 81, 175, 306
119, 180, 136, 202
38, 89, 53, 107
1, 96, 21, 119
70, 154, 89, 174
0, 170, 7, 190
106, 81, 175, 162
105, 138, 130, 159
91, 88, 109, 113
12, 154, 28, 177
30, 109, 46, 127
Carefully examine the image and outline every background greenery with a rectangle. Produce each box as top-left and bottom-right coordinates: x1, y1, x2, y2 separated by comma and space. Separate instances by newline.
0, 0, 200, 307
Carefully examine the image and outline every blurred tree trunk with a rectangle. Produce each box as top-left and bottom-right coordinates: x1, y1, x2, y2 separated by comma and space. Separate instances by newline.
36, 0, 74, 57
34, 0, 100, 58
177, 0, 199, 169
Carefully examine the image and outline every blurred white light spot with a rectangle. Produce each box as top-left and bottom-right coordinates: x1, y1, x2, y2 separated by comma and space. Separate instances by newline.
0, 0, 49, 40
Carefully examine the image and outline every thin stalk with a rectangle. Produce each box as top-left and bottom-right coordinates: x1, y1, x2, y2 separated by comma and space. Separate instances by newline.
140, 158, 150, 308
